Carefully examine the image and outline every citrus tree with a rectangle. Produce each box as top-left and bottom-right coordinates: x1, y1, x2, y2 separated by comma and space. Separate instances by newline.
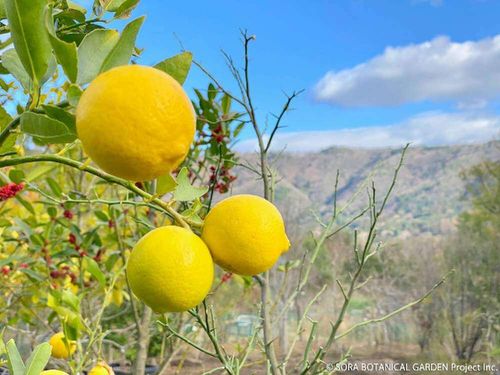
0, 1, 446, 374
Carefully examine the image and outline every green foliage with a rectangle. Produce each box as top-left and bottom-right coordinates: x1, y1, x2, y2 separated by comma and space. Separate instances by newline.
4, 339, 51, 375
4, 0, 52, 87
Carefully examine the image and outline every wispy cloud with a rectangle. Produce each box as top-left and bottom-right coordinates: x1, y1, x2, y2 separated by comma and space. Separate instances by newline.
237, 112, 500, 152
314, 35, 500, 107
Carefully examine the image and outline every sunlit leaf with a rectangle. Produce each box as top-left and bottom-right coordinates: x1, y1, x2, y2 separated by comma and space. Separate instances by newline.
45, 8, 78, 82
77, 29, 120, 84
24, 343, 51, 375
4, 0, 52, 86
100, 16, 144, 72
20, 112, 77, 144
173, 167, 208, 202
157, 172, 178, 195
154, 51, 193, 85
1, 48, 31, 89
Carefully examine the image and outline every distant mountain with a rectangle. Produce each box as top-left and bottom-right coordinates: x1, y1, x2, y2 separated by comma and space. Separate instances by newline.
232, 141, 499, 238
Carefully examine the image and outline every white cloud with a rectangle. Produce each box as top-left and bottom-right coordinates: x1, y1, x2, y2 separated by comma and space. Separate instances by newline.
315, 35, 500, 107
237, 112, 500, 152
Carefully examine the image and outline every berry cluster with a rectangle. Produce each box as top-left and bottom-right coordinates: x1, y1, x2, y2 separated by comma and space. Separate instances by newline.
209, 166, 237, 194
0, 183, 24, 202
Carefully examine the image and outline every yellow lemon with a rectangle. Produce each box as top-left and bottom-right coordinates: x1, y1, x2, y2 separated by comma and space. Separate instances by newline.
49, 332, 76, 359
41, 371, 69, 375
76, 65, 196, 181
202, 194, 290, 276
89, 362, 115, 375
127, 226, 214, 313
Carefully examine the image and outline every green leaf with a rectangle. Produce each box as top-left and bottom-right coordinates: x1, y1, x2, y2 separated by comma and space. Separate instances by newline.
8, 169, 24, 183
1, 48, 31, 89
0, 105, 16, 153
77, 29, 120, 84
0, 0, 6, 18
114, 0, 139, 18
157, 172, 178, 195
45, 7, 78, 82
42, 105, 76, 133
222, 94, 231, 114
25, 164, 55, 182
84, 256, 105, 287
6, 339, 25, 375
100, 16, 144, 73
173, 167, 208, 202
46, 177, 62, 197
15, 194, 34, 215
20, 112, 76, 144
24, 342, 51, 375
4, 0, 52, 86
154, 51, 193, 85
67, 84, 82, 106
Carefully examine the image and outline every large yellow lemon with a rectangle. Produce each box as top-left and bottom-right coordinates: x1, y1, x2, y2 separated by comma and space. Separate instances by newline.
76, 65, 196, 181
49, 332, 76, 359
40, 371, 69, 375
202, 194, 290, 276
89, 362, 115, 375
127, 226, 214, 313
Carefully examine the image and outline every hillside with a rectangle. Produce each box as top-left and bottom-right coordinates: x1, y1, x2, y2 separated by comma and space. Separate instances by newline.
232, 141, 499, 237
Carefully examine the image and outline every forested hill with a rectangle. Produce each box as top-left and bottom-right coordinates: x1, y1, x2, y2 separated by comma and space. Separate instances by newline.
233, 141, 499, 237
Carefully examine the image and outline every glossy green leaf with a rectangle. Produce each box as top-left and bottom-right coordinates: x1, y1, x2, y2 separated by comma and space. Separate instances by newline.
67, 84, 83, 106
45, 8, 78, 82
1, 48, 31, 89
42, 105, 76, 133
100, 16, 144, 72
173, 167, 208, 202
154, 51, 193, 85
4, 0, 52, 85
77, 29, 120, 84
157, 172, 178, 195
24, 342, 51, 375
84, 256, 105, 287
6, 339, 25, 375
20, 112, 77, 144
114, 0, 139, 18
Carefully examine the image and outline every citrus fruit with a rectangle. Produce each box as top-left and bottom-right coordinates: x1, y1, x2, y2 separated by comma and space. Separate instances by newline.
89, 362, 115, 375
127, 226, 214, 312
76, 65, 196, 181
41, 371, 69, 375
202, 194, 290, 275
49, 332, 76, 359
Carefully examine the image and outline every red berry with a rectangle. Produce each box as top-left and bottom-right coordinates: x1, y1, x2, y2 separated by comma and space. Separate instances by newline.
19, 263, 28, 269
1, 266, 10, 276
68, 233, 77, 244
0, 183, 24, 202
221, 272, 233, 283
63, 210, 73, 219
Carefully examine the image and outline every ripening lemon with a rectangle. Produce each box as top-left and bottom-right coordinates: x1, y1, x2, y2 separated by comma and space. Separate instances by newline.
127, 226, 214, 313
89, 362, 115, 375
202, 194, 290, 276
41, 371, 69, 375
76, 65, 196, 181
49, 332, 76, 359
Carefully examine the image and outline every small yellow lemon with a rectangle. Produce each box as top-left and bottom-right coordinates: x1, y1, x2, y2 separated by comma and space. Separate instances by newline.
127, 226, 214, 313
76, 65, 196, 181
49, 332, 76, 359
40, 371, 69, 375
202, 194, 290, 275
89, 362, 115, 375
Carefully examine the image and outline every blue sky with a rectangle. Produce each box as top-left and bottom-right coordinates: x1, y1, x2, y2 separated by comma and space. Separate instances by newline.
106, 0, 500, 150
